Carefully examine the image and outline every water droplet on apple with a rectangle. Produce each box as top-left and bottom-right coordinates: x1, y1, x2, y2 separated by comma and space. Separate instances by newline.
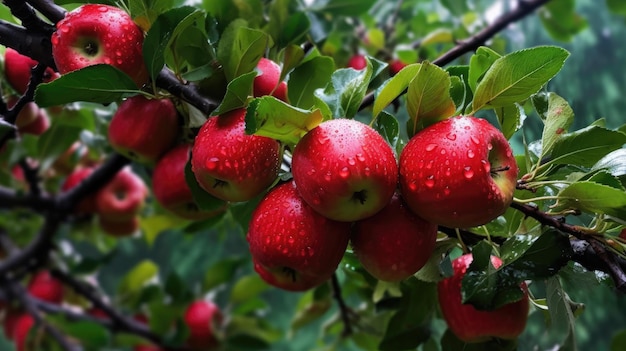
463, 166, 474, 179
487, 143, 493, 150
364, 167, 371, 176
288, 236, 295, 244
440, 149, 446, 155
60, 25, 70, 33
446, 133, 456, 141
98, 6, 109, 12
324, 172, 332, 181
347, 157, 356, 166
339, 167, 350, 179
426, 160, 434, 169
104, 57, 112, 64
264, 236, 271, 244
467, 150, 475, 159
206, 157, 219, 170
224, 159, 231, 169
307, 169, 316, 176
408, 181, 417, 191
444, 187, 450, 196
356, 153, 365, 162
506, 150, 512, 158
307, 247, 315, 257
470, 136, 480, 145
317, 136, 328, 145
445, 168, 451, 176
481, 160, 491, 172
425, 175, 435, 188
426, 143, 437, 152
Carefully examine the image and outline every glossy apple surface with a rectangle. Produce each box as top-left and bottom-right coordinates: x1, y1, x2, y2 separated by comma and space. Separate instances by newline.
399, 116, 518, 228
108, 96, 180, 164
184, 300, 222, 349
96, 167, 148, 221
351, 193, 438, 281
253, 58, 287, 100
247, 181, 351, 291
51, 4, 148, 87
27, 271, 64, 305
191, 108, 281, 202
347, 54, 367, 70
438, 254, 529, 343
292, 118, 398, 222
4, 48, 59, 94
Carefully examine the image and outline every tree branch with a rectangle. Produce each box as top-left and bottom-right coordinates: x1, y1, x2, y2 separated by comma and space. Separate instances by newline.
331, 273, 353, 337
4, 0, 55, 33
155, 69, 219, 116
0, 20, 56, 68
25, 0, 67, 24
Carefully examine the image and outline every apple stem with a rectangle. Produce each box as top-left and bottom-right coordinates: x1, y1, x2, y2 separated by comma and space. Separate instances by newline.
351, 190, 368, 205
282, 267, 297, 283
490, 165, 510, 176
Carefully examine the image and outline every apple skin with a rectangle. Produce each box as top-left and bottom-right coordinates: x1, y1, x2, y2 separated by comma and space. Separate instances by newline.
51, 4, 148, 87
62, 166, 98, 214
247, 181, 351, 292
191, 108, 281, 202
351, 192, 438, 282
7, 97, 39, 129
291, 118, 398, 222
134, 345, 164, 351
253, 58, 287, 100
347, 54, 367, 70
388, 59, 407, 76
19, 108, 50, 136
108, 96, 180, 164
4, 48, 59, 94
438, 254, 529, 343
95, 166, 148, 222
152, 144, 227, 220
399, 116, 518, 228
12, 313, 34, 351
98, 215, 139, 237
27, 271, 64, 305
183, 300, 223, 349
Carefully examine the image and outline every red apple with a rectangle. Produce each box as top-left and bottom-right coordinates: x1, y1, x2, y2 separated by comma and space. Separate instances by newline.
134, 344, 164, 351
62, 166, 98, 214
291, 118, 398, 222
27, 271, 64, 305
191, 108, 281, 202
253, 58, 287, 100
12, 313, 35, 351
98, 215, 140, 237
183, 300, 223, 349
388, 58, 407, 76
399, 116, 518, 228
95, 167, 148, 222
347, 54, 367, 70
351, 192, 438, 282
3, 309, 21, 340
52, 142, 89, 176
438, 254, 529, 343
51, 4, 149, 87
108, 96, 180, 164
4, 48, 59, 94
152, 144, 227, 220
247, 181, 351, 291
19, 108, 49, 136
7, 97, 39, 129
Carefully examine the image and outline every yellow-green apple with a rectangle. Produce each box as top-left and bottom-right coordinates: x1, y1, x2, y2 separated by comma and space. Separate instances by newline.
253, 58, 287, 101
108, 96, 180, 164
95, 167, 148, 222
183, 300, 223, 349
98, 215, 139, 237
291, 118, 398, 222
62, 166, 98, 214
152, 144, 227, 220
12, 313, 34, 351
191, 108, 281, 202
347, 54, 367, 70
399, 116, 518, 228
351, 192, 438, 281
51, 4, 149, 87
27, 271, 64, 305
438, 254, 529, 342
247, 181, 351, 291
4, 48, 59, 94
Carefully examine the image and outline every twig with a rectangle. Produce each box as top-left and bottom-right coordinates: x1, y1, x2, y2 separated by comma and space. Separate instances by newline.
331, 273, 353, 337
155, 69, 219, 116
0, 20, 56, 68
4, 0, 55, 33
25, 0, 67, 24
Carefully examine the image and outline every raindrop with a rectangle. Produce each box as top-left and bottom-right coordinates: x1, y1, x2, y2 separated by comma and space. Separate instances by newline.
364, 167, 371, 176
324, 172, 332, 181
481, 160, 491, 172
470, 136, 480, 145
444, 187, 451, 196
446, 133, 457, 141
425, 175, 435, 188
288, 236, 295, 244
347, 157, 356, 166
425, 143, 437, 152
487, 143, 493, 151
467, 150, 475, 159
339, 167, 350, 179
356, 153, 365, 162
206, 157, 219, 170
307, 169, 316, 176
408, 181, 418, 191
464, 166, 474, 179
440, 149, 446, 155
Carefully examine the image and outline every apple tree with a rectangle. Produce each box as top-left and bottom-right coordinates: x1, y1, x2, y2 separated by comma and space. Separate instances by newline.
0, 0, 625, 350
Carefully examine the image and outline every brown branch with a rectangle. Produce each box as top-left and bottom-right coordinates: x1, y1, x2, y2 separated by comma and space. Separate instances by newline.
0, 20, 56, 68
155, 69, 219, 116
4, 0, 55, 33
331, 273, 353, 337
25, 0, 67, 24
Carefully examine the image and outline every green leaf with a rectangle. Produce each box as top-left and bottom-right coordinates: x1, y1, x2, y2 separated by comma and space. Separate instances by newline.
312, 0, 377, 16
291, 285, 332, 331
494, 103, 525, 140
288, 56, 335, 109
538, 0, 588, 42
36, 124, 82, 172
203, 257, 246, 291
140, 215, 183, 245
34, 65, 139, 107
245, 96, 324, 147
611, 330, 626, 351
373, 63, 420, 117
118, 260, 159, 297
468, 46, 501, 93
471, 46, 570, 113
230, 275, 269, 304
212, 71, 256, 115
184, 157, 228, 211
608, 0, 626, 15
405, 62, 456, 136
591, 149, 626, 181
546, 125, 626, 168
226, 334, 271, 350
316, 61, 373, 119
217, 19, 269, 81
539, 93, 574, 159
441, 329, 518, 351
556, 181, 626, 218
546, 276, 578, 351
373, 111, 400, 151
49, 317, 110, 350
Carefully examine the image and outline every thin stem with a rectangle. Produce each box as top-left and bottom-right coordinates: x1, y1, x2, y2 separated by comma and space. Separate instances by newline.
331, 273, 353, 337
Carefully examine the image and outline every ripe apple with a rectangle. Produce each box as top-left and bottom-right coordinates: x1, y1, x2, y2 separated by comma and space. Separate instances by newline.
134, 344, 164, 351
19, 108, 50, 136
399, 116, 518, 228
388, 58, 408, 76
27, 271, 64, 305
438, 254, 529, 343
95, 166, 148, 222
51, 4, 149, 87
191, 108, 281, 202
183, 300, 223, 349
12, 313, 34, 351
351, 192, 438, 282
7, 97, 39, 129
62, 166, 98, 214
4, 48, 59, 94
98, 215, 139, 237
291, 118, 398, 222
253, 58, 287, 100
347, 54, 367, 70
247, 181, 351, 291
108, 96, 180, 164
152, 144, 227, 220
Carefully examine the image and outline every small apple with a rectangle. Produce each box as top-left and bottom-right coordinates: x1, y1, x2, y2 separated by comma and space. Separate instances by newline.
4, 48, 59, 94
98, 215, 139, 237
183, 300, 223, 349
347, 54, 367, 70
51, 4, 149, 87
438, 253, 529, 343
152, 144, 227, 220
12, 313, 35, 351
52, 142, 89, 176
399, 116, 518, 228
388, 58, 408, 76
291, 118, 398, 222
95, 166, 148, 222
191, 108, 281, 202
253, 58, 287, 100
7, 97, 39, 129
62, 166, 98, 214
247, 181, 351, 291
27, 271, 64, 305
351, 192, 438, 282
19, 108, 50, 136
108, 96, 180, 164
